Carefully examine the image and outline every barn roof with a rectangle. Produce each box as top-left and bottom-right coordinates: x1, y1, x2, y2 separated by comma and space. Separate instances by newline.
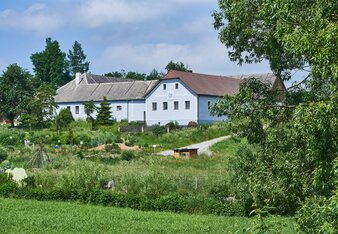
162, 70, 277, 96
55, 73, 159, 103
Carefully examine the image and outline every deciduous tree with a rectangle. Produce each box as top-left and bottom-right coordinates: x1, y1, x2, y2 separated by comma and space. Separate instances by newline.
31, 38, 70, 87
0, 64, 34, 127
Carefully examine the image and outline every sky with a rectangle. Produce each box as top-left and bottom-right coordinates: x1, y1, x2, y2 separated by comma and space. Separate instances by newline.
0, 0, 272, 78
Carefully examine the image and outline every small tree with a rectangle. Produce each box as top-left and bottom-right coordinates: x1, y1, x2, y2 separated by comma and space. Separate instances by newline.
96, 97, 113, 125
83, 100, 97, 130
55, 108, 74, 130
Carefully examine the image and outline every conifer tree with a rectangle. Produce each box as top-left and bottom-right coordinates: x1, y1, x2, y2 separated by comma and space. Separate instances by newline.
96, 97, 113, 125
67, 41, 90, 77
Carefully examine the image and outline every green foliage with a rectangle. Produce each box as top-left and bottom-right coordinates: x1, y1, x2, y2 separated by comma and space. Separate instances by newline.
213, 0, 337, 97
165, 60, 189, 72
31, 37, 70, 87
296, 192, 338, 234
67, 41, 90, 77
96, 97, 113, 125
55, 108, 74, 130
0, 64, 34, 127
0, 199, 297, 233
146, 69, 162, 80
0, 147, 8, 162
125, 71, 146, 80
83, 100, 97, 129
152, 125, 166, 136
120, 151, 136, 161
24, 84, 56, 128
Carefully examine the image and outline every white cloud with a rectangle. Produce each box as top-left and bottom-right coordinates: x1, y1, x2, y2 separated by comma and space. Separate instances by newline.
76, 0, 168, 27
0, 4, 62, 34
96, 37, 270, 75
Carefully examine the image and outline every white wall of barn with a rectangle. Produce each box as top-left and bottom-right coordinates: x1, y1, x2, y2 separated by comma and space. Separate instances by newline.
56, 100, 146, 122
198, 96, 227, 124
145, 79, 198, 126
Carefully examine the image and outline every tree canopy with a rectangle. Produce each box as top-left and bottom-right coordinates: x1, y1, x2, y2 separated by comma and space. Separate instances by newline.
212, 0, 338, 222
0, 64, 34, 127
67, 41, 90, 77
31, 38, 70, 87
165, 60, 189, 72
96, 97, 113, 125
213, 0, 337, 98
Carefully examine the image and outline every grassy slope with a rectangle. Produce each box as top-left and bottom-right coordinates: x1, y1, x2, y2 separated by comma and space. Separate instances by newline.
0, 198, 297, 234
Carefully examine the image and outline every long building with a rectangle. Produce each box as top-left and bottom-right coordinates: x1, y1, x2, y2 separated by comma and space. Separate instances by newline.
54, 70, 285, 125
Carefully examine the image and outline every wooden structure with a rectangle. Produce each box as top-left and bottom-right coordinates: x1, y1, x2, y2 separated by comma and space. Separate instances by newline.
173, 148, 198, 159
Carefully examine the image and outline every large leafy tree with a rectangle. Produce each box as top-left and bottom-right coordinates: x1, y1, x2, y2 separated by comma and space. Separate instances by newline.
0, 64, 34, 127
212, 0, 338, 217
213, 0, 337, 97
67, 41, 90, 77
165, 60, 189, 72
31, 38, 70, 87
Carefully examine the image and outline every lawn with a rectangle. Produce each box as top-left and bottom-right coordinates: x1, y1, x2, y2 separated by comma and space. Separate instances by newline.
0, 198, 297, 234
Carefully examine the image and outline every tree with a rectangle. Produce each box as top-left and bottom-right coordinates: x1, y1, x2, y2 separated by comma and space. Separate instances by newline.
96, 97, 113, 125
55, 108, 74, 130
67, 41, 90, 77
212, 0, 337, 218
213, 0, 337, 97
0, 64, 34, 127
83, 100, 97, 130
165, 60, 189, 72
26, 84, 56, 128
125, 71, 146, 80
146, 69, 162, 80
104, 70, 124, 78
31, 38, 70, 87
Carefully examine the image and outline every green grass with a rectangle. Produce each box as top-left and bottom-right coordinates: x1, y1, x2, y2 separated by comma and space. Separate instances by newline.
0, 198, 297, 234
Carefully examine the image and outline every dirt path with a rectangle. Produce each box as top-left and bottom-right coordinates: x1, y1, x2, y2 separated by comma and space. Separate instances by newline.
158, 135, 231, 156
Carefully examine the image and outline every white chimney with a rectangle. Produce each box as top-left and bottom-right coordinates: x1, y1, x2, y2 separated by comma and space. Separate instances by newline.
75, 73, 81, 86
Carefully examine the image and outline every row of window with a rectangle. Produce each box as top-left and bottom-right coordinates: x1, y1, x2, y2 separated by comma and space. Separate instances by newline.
67, 105, 123, 115
152, 101, 190, 111
163, 83, 179, 90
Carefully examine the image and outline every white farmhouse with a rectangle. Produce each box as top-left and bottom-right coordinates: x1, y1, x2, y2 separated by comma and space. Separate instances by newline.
54, 73, 158, 122
54, 70, 285, 126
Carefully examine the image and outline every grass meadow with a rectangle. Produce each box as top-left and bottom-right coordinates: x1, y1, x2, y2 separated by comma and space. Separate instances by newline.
0, 198, 297, 234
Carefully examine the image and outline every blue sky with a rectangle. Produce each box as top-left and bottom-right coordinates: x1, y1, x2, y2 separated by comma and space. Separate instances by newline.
0, 0, 272, 77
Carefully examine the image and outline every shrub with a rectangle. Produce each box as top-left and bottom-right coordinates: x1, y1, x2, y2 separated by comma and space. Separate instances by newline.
152, 125, 166, 136
120, 151, 136, 161
55, 108, 74, 130
188, 121, 198, 128
0, 147, 8, 162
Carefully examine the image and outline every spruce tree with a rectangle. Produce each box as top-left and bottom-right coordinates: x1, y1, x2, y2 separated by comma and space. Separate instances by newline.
67, 41, 90, 77
96, 97, 113, 125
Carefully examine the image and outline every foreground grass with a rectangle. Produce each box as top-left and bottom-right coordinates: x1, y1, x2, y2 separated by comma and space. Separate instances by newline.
0, 198, 297, 233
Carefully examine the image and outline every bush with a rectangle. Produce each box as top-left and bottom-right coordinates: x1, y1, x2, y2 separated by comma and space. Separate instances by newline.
120, 151, 136, 161
0, 147, 8, 162
152, 125, 166, 136
188, 121, 198, 128
55, 108, 74, 130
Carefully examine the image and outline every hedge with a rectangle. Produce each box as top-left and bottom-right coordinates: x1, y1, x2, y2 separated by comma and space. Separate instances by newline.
0, 182, 244, 216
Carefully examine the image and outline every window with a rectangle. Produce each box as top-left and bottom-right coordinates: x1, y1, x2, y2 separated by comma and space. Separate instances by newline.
174, 101, 179, 110
67, 106, 70, 110
185, 101, 190, 110
163, 102, 168, 110
116, 105, 122, 111
152, 102, 157, 111
208, 101, 211, 109
163, 84, 166, 90
175, 83, 179, 89
75, 106, 79, 114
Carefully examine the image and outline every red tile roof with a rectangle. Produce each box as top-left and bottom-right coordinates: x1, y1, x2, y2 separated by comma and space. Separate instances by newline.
163, 70, 276, 96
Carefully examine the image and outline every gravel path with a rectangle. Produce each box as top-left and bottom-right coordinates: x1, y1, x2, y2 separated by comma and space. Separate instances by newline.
158, 135, 231, 156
